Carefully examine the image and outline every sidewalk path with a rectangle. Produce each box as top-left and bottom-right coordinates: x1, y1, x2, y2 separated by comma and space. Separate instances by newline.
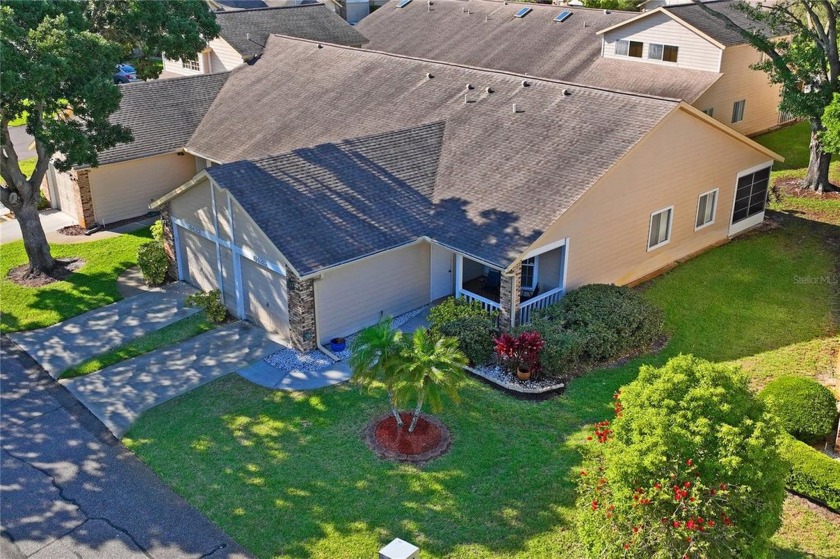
9, 283, 199, 378
61, 322, 284, 438
1, 336, 252, 559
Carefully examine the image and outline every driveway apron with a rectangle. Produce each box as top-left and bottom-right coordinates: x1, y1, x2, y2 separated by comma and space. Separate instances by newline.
9, 283, 199, 378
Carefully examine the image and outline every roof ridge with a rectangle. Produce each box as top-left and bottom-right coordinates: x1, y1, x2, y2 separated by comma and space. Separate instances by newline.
118, 71, 231, 89
216, 3, 323, 15
264, 34, 682, 103
435, 0, 639, 14
664, 0, 735, 8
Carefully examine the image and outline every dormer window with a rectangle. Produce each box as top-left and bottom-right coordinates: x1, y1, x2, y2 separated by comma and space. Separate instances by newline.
648, 43, 679, 63
615, 40, 643, 58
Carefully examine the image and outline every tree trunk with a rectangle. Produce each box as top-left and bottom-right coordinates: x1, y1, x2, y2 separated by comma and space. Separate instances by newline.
803, 119, 836, 193
14, 195, 55, 276
408, 393, 424, 433
387, 390, 403, 426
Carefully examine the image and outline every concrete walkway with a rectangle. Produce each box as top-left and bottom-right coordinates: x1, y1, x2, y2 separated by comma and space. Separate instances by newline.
1, 337, 252, 559
239, 359, 352, 390
61, 322, 283, 438
9, 283, 199, 378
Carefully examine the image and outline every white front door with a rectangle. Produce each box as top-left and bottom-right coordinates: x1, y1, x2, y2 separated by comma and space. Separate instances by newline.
430, 244, 454, 301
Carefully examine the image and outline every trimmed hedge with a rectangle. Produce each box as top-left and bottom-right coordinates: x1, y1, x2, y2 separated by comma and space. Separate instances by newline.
429, 297, 498, 329
529, 319, 584, 374
778, 434, 840, 512
759, 376, 838, 443
137, 241, 168, 286
437, 316, 495, 366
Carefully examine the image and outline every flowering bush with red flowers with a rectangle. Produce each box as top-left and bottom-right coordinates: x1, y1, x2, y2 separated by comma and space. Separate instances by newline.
494, 330, 545, 379
576, 355, 786, 558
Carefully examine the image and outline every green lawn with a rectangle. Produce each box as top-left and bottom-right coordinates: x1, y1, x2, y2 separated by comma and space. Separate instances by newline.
61, 312, 216, 379
124, 200, 840, 558
0, 228, 152, 333
755, 121, 812, 170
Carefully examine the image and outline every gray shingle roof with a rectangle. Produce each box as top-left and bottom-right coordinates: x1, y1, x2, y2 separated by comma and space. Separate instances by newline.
355, 0, 720, 101
193, 36, 678, 275
664, 0, 776, 47
216, 4, 368, 59
97, 72, 229, 166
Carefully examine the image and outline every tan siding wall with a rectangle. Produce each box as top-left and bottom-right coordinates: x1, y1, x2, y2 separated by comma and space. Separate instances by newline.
693, 45, 783, 136
316, 243, 430, 343
54, 168, 81, 222
525, 108, 773, 288
602, 12, 722, 71
207, 38, 244, 72
88, 152, 197, 224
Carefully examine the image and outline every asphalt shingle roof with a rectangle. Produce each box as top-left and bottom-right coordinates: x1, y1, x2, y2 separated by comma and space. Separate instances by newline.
193, 36, 678, 275
355, 0, 720, 102
216, 4, 368, 59
664, 0, 777, 47
97, 72, 229, 166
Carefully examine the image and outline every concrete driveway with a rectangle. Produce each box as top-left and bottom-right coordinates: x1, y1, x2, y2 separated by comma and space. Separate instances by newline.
1, 336, 252, 559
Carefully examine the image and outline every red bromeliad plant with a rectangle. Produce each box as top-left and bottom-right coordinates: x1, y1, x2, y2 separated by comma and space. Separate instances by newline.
494, 331, 545, 379
576, 356, 786, 559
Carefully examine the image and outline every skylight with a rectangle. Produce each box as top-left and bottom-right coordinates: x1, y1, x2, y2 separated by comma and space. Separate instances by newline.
514, 7, 532, 18
397, 0, 412, 8
554, 11, 572, 22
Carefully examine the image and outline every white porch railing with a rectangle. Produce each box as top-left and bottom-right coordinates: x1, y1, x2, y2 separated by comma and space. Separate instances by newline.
518, 287, 565, 324
457, 289, 501, 313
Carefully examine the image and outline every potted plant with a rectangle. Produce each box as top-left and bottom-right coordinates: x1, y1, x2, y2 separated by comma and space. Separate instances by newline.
494, 331, 545, 382
330, 337, 347, 352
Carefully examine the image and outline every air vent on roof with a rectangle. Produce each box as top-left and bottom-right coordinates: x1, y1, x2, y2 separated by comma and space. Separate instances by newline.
522, 80, 530, 87
562, 88, 571, 96
512, 103, 520, 113
397, 0, 412, 8
426, 72, 434, 79
514, 6, 532, 18
554, 11, 572, 22
485, 86, 494, 93
466, 83, 474, 90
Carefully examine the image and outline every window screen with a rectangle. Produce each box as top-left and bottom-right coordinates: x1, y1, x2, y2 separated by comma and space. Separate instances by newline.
696, 190, 717, 229
732, 167, 770, 223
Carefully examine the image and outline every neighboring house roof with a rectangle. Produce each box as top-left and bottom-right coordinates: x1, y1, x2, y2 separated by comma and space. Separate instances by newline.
355, 0, 719, 102
209, 0, 269, 9
96, 72, 229, 166
216, 4, 368, 60
186, 35, 680, 275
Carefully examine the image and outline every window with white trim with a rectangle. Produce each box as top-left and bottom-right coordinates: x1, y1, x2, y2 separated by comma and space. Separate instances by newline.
732, 99, 746, 123
615, 40, 643, 58
702, 107, 714, 117
648, 207, 673, 250
695, 189, 718, 229
181, 57, 200, 71
520, 257, 537, 289
648, 43, 678, 63
732, 166, 770, 224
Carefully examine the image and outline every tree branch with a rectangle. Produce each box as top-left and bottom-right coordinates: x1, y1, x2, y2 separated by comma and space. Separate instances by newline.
0, 120, 27, 190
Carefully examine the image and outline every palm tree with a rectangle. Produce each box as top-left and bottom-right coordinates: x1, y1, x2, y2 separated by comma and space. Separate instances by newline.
393, 328, 468, 433
348, 318, 405, 426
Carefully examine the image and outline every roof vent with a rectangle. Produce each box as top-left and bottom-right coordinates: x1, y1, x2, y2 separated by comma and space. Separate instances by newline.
522, 80, 530, 87
426, 72, 434, 79
466, 83, 474, 90
317, 43, 323, 49
512, 103, 520, 113
485, 86, 494, 94
246, 32, 251, 40
562, 88, 571, 96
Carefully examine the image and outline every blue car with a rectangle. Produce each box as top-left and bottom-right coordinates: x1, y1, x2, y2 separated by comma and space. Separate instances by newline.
113, 64, 138, 84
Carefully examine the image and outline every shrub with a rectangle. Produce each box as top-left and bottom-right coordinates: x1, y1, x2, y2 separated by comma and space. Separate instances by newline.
576, 355, 786, 559
150, 219, 164, 243
758, 376, 838, 443
437, 316, 495, 366
185, 290, 227, 323
494, 330, 545, 379
537, 284, 663, 362
778, 434, 840, 512
137, 241, 168, 286
530, 319, 584, 376
428, 296, 498, 330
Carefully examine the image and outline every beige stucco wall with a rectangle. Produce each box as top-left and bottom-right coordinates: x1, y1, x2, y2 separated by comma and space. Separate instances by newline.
693, 44, 784, 136
602, 11, 723, 72
88, 152, 197, 224
523, 107, 774, 289
316, 242, 431, 343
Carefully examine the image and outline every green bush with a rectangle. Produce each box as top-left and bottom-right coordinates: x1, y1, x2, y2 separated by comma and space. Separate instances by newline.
428, 296, 498, 329
528, 319, 584, 376
186, 290, 227, 323
137, 241, 168, 286
778, 434, 840, 512
150, 219, 164, 243
537, 284, 663, 362
437, 316, 495, 366
576, 355, 786, 559
759, 376, 838, 443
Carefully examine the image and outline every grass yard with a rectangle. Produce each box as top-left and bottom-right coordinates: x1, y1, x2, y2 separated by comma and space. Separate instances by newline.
0, 227, 152, 333
124, 193, 840, 558
61, 312, 216, 379
755, 121, 812, 170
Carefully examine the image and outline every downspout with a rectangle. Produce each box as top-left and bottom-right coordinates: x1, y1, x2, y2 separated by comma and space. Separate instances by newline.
312, 275, 340, 361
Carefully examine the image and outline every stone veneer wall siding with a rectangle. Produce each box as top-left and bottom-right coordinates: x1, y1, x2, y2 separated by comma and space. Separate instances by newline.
288, 276, 316, 351
74, 169, 96, 228
499, 262, 521, 329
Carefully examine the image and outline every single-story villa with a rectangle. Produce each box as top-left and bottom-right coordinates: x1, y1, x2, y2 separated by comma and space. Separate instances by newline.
150, 36, 781, 352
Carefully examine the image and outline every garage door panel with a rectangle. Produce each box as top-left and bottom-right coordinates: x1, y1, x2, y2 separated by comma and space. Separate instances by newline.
180, 228, 217, 292
219, 246, 237, 310
242, 258, 289, 338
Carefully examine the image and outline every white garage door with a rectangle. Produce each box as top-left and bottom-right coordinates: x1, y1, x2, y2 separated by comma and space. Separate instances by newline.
180, 228, 218, 292
241, 257, 289, 338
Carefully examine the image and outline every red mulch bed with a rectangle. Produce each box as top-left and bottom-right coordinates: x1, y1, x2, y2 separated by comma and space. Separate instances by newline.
57, 225, 86, 236
365, 412, 451, 464
6, 258, 85, 287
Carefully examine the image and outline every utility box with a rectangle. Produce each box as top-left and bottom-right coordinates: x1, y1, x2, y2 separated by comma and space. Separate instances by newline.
379, 538, 419, 559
